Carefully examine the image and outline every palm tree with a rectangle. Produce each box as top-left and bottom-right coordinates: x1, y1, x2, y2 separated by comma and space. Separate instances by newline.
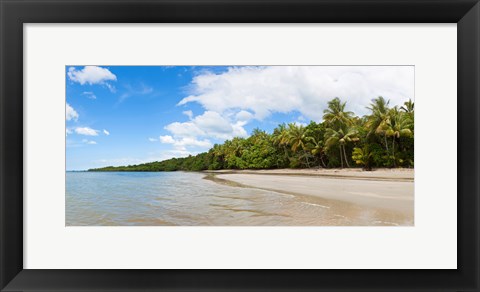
212, 144, 224, 158
366, 96, 390, 133
323, 97, 354, 128
401, 99, 414, 132
366, 96, 391, 159
322, 98, 357, 168
383, 108, 413, 166
324, 125, 359, 168
400, 99, 414, 113
211, 143, 226, 169
287, 123, 308, 152
286, 123, 312, 167
272, 123, 290, 159
352, 145, 373, 171
306, 136, 327, 167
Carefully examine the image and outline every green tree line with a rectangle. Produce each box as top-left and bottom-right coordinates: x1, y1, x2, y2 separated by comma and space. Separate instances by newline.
89, 97, 414, 172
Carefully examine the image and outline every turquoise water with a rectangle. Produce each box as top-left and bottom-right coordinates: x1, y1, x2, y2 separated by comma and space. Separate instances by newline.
66, 171, 410, 226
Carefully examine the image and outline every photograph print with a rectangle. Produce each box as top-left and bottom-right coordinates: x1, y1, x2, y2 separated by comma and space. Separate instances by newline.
66, 65, 414, 226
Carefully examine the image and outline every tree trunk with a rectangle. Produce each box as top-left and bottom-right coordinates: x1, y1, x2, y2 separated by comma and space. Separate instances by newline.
392, 137, 396, 167
304, 150, 311, 168
384, 134, 390, 166
320, 154, 326, 168
283, 145, 289, 160
339, 146, 343, 168
343, 144, 350, 168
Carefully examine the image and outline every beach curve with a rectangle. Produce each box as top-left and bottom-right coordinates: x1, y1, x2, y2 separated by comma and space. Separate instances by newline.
206, 169, 414, 216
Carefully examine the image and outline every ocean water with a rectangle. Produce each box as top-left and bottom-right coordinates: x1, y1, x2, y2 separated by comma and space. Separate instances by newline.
66, 171, 412, 226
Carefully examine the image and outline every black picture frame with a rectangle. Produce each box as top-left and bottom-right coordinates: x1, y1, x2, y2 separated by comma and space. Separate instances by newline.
1, 0, 479, 291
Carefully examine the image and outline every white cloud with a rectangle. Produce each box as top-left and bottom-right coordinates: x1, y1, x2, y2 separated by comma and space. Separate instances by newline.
105, 83, 116, 93
194, 111, 233, 136
68, 66, 117, 85
175, 137, 212, 149
66, 128, 72, 136
159, 135, 212, 151
82, 139, 97, 145
148, 137, 158, 142
182, 110, 193, 119
164, 121, 205, 138
66, 103, 79, 121
118, 83, 153, 103
103, 129, 110, 136
159, 135, 176, 144
82, 91, 97, 99
178, 66, 414, 120
164, 110, 248, 141
75, 127, 99, 136
235, 110, 253, 122
232, 121, 248, 138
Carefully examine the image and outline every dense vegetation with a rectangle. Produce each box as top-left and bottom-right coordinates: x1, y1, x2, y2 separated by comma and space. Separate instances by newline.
89, 97, 414, 172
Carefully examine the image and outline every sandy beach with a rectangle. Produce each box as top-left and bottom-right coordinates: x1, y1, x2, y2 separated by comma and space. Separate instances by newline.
205, 168, 413, 181
206, 168, 414, 218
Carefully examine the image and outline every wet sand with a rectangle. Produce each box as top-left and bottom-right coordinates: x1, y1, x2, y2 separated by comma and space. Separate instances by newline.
205, 168, 413, 181
209, 169, 414, 216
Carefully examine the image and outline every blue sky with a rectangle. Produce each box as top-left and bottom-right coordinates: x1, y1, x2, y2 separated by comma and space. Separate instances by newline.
66, 65, 414, 170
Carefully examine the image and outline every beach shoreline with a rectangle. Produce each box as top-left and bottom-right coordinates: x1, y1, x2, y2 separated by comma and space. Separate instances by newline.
205, 168, 414, 219
204, 168, 414, 182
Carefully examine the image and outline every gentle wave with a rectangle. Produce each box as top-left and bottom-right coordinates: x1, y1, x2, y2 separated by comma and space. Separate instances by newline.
301, 202, 330, 209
